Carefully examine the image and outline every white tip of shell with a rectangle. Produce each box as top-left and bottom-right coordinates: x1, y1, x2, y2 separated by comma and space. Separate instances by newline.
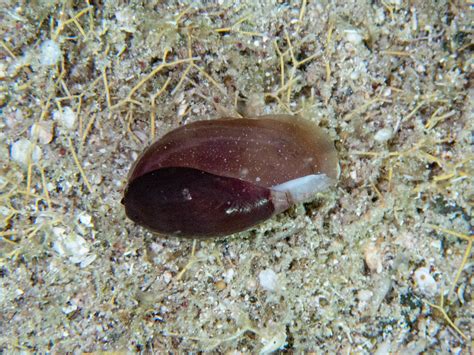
272, 174, 334, 211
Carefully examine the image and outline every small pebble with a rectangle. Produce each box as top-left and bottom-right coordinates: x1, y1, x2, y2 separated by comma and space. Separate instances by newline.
215, 280, 227, 291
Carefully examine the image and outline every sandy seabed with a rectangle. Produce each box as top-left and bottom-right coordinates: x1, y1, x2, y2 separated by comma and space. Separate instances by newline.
0, 1, 472, 352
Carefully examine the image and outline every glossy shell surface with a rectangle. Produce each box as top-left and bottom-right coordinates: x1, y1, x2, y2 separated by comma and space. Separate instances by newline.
124, 167, 274, 236
128, 115, 339, 186
123, 115, 338, 238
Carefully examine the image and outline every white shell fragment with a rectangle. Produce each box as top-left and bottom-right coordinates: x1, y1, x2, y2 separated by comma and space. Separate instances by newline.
0, 62, 7, 79
40, 40, 62, 66
344, 29, 364, 44
364, 242, 383, 273
258, 269, 278, 292
414, 267, 438, 297
52, 227, 96, 268
357, 289, 374, 312
374, 128, 394, 142
78, 212, 93, 228
260, 326, 287, 354
53, 106, 76, 129
62, 301, 78, 315
10, 138, 42, 166
30, 121, 54, 144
